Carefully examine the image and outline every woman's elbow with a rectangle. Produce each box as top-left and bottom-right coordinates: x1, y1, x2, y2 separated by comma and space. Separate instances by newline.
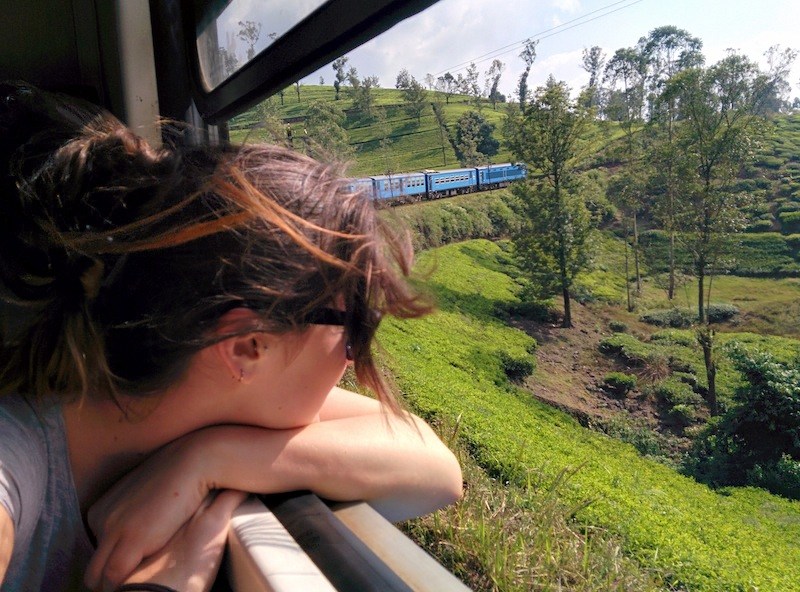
434, 447, 463, 508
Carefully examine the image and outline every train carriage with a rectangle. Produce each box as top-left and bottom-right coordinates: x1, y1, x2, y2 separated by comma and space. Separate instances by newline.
371, 172, 428, 202
426, 167, 478, 198
478, 163, 527, 189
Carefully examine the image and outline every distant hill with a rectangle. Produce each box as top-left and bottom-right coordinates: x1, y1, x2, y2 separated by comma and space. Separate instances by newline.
230, 86, 800, 233
228, 85, 517, 176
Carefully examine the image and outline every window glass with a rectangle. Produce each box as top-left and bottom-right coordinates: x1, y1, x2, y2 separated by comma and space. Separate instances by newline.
196, 0, 327, 90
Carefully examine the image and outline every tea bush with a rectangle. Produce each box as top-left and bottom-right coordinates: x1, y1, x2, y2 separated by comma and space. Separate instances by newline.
602, 372, 637, 396
382, 240, 800, 591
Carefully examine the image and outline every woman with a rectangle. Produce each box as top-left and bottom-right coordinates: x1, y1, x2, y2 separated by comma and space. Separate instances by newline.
0, 82, 462, 592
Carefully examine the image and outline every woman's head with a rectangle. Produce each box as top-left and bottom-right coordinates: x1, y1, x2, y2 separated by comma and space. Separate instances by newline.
0, 82, 429, 409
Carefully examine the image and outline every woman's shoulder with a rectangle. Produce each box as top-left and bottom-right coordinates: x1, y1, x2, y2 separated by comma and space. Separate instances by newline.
0, 393, 54, 441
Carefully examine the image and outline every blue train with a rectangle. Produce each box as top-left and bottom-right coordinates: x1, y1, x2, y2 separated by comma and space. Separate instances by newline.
350, 162, 527, 203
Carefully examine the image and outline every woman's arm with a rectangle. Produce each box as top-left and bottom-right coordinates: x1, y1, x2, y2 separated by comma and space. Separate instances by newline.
112, 490, 245, 592
203, 410, 462, 520
87, 390, 461, 588
0, 506, 13, 584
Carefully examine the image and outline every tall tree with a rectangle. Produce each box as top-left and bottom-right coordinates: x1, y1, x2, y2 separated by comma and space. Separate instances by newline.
485, 59, 506, 110
347, 70, 379, 119
642, 26, 704, 299
400, 75, 427, 124
395, 68, 411, 89
454, 111, 498, 166
506, 76, 592, 327
605, 46, 648, 296
254, 98, 286, 145
580, 46, 606, 110
762, 45, 799, 113
517, 39, 538, 112
431, 100, 450, 166
464, 62, 482, 110
436, 72, 457, 104
668, 51, 793, 322
237, 20, 262, 60
304, 100, 352, 162
332, 57, 349, 100
375, 107, 397, 174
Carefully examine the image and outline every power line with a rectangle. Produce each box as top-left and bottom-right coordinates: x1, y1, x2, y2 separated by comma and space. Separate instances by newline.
433, 0, 646, 77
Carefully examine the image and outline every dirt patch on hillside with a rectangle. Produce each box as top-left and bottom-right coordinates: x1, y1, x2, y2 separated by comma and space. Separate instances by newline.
511, 301, 663, 429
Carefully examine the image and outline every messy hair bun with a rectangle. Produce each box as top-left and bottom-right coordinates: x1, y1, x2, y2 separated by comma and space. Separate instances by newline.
0, 82, 430, 407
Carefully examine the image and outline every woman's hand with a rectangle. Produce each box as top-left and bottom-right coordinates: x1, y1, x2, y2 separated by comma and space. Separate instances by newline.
112, 489, 245, 592
85, 434, 213, 591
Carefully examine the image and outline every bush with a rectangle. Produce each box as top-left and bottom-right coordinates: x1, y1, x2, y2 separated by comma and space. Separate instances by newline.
669, 403, 697, 427
639, 304, 738, 327
654, 377, 703, 407
780, 210, 800, 233
706, 303, 740, 324
608, 320, 628, 333
499, 351, 535, 382
747, 454, 800, 499
603, 372, 637, 397
746, 219, 774, 232
686, 344, 800, 498
640, 307, 695, 328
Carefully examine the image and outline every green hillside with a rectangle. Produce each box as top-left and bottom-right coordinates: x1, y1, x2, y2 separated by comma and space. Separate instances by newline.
230, 86, 525, 175
230, 88, 800, 240
384, 239, 800, 591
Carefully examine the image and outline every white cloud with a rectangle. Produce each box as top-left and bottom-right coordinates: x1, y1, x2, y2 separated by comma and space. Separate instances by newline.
553, 0, 582, 13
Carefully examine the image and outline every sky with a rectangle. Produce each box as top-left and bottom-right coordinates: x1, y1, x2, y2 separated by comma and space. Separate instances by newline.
289, 0, 800, 101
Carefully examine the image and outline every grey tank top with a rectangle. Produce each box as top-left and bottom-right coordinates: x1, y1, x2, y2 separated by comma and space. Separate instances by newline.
0, 394, 93, 591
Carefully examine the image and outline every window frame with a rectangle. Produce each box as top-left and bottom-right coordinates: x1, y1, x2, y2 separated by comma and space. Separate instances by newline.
179, 0, 441, 124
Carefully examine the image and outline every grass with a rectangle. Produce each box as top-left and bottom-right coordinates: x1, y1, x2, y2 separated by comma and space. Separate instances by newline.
382, 239, 800, 591
404, 417, 664, 592
228, 85, 623, 178
635, 274, 800, 339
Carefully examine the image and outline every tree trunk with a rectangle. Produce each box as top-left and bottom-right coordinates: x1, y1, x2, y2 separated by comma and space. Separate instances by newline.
562, 286, 572, 328
633, 211, 641, 295
697, 258, 706, 324
668, 229, 675, 300
624, 220, 632, 312
697, 327, 718, 416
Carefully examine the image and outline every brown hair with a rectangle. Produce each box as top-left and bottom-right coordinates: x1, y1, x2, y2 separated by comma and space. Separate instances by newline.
0, 82, 430, 409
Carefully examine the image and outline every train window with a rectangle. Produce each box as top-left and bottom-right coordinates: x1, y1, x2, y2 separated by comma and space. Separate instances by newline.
196, 0, 328, 90
182, 0, 441, 123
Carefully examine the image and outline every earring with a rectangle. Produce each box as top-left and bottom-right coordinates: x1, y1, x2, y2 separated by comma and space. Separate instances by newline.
345, 342, 354, 361
237, 368, 244, 382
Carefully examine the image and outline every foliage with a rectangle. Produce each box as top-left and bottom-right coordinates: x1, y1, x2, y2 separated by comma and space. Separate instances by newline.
499, 351, 535, 382
639, 230, 800, 277
665, 52, 781, 321
639, 304, 739, 327
506, 77, 594, 326
405, 425, 664, 592
705, 303, 740, 323
510, 181, 593, 310
382, 191, 522, 251
453, 111, 498, 166
382, 239, 800, 591
686, 344, 800, 498
397, 71, 428, 124
303, 100, 352, 162
640, 307, 696, 328
653, 376, 703, 408
608, 320, 627, 333
602, 372, 637, 396
346, 69, 379, 119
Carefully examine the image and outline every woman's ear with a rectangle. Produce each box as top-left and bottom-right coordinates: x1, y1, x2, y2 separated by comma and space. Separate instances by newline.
213, 308, 268, 384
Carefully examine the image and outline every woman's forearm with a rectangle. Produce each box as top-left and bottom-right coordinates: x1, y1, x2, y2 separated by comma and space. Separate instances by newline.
197, 413, 462, 521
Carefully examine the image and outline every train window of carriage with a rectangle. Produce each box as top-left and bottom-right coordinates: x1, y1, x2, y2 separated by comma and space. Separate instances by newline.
181, 0, 441, 126
196, 0, 327, 90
